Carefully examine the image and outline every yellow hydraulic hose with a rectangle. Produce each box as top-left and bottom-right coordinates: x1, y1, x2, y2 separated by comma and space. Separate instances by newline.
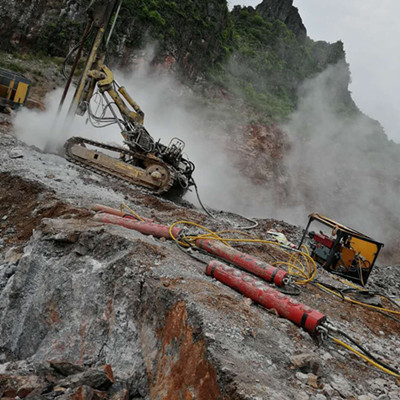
168, 221, 317, 284
316, 283, 400, 315
120, 202, 145, 221
332, 337, 400, 377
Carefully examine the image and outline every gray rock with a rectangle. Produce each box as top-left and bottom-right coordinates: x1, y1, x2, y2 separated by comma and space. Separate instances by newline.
9, 148, 24, 159
49, 360, 87, 377
330, 374, 353, 398
57, 366, 114, 390
256, 0, 307, 38
322, 383, 335, 397
388, 391, 400, 400
294, 392, 309, 400
296, 371, 309, 384
291, 353, 322, 375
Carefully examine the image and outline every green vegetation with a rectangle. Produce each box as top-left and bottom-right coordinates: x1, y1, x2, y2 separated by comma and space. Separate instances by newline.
112, 0, 234, 72
35, 16, 86, 57
112, 2, 349, 121
208, 6, 348, 122
0, 0, 354, 123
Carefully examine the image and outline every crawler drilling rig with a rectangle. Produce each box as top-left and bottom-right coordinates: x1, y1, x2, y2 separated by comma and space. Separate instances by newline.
60, 0, 195, 195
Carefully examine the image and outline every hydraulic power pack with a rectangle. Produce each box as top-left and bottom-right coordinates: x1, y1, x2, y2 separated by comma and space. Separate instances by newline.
298, 213, 383, 286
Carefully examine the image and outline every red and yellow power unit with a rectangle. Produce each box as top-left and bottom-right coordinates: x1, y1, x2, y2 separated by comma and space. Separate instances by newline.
298, 213, 384, 286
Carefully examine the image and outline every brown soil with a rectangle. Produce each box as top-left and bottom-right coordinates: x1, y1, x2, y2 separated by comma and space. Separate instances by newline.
0, 172, 91, 248
150, 301, 227, 400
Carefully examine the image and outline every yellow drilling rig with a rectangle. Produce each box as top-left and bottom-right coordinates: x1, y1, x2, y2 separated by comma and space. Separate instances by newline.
60, 0, 195, 195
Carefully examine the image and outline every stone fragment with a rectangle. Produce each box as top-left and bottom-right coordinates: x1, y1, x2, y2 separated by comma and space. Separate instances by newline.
294, 391, 309, 400
4, 247, 22, 263
49, 360, 87, 377
330, 374, 353, 398
107, 381, 129, 400
389, 390, 400, 399
71, 385, 94, 400
376, 394, 389, 400
9, 148, 24, 159
0, 374, 46, 398
307, 373, 322, 389
323, 383, 335, 397
58, 365, 114, 390
93, 389, 108, 399
50, 232, 79, 243
291, 353, 322, 375
295, 371, 308, 384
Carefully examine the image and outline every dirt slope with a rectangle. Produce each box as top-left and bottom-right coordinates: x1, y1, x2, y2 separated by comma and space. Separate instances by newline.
0, 120, 399, 399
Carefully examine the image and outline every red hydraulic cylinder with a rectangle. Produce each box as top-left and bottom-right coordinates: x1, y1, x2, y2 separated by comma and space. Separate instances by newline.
196, 238, 289, 287
206, 260, 326, 334
93, 213, 180, 239
92, 204, 153, 222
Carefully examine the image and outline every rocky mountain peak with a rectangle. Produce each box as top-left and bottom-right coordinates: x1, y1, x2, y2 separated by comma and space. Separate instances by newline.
256, 0, 307, 38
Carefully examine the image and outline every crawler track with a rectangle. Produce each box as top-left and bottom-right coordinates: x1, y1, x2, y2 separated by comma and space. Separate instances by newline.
64, 137, 176, 194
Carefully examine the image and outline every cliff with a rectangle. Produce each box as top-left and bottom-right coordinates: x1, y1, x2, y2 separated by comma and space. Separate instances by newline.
256, 0, 307, 38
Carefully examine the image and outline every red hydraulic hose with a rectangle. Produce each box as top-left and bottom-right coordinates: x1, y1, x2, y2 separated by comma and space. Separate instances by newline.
196, 238, 288, 287
206, 260, 326, 334
93, 213, 180, 239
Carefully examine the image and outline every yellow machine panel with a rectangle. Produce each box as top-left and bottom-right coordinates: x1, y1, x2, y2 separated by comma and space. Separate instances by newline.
14, 82, 29, 104
350, 237, 378, 266
0, 68, 31, 109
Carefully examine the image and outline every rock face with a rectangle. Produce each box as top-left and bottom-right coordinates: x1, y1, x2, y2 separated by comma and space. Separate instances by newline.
0, 132, 400, 399
0, 0, 83, 54
256, 0, 307, 38
0, 0, 232, 78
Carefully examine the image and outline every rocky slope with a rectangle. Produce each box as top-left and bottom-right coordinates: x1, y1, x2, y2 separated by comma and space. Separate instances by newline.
256, 0, 306, 38
0, 117, 400, 399
1, 2, 400, 397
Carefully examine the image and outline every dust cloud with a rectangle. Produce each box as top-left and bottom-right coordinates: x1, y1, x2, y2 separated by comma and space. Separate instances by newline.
12, 57, 255, 214
13, 57, 400, 257
280, 60, 400, 254
13, 88, 122, 152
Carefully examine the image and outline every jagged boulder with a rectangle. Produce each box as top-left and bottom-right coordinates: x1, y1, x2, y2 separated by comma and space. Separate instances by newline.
256, 0, 307, 38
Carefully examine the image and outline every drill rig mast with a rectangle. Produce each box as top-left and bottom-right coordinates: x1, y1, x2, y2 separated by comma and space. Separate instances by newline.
60, 0, 194, 194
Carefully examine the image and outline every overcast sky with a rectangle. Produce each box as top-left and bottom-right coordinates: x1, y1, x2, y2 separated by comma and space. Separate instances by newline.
228, 0, 400, 143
